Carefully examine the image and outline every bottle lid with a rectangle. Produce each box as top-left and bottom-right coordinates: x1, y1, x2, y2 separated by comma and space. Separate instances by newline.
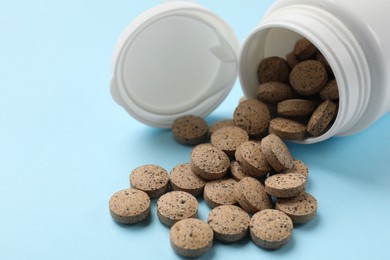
110, 1, 240, 128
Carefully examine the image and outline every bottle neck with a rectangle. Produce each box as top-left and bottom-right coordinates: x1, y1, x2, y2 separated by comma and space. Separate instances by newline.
240, 4, 371, 143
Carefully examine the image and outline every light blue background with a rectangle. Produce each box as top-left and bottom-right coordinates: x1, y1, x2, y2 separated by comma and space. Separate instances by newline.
0, 1, 389, 259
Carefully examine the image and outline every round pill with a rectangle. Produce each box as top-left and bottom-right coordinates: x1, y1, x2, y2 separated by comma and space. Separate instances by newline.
235, 141, 271, 178
209, 119, 235, 137
284, 159, 309, 178
203, 178, 237, 209
285, 51, 300, 69
169, 163, 206, 197
235, 177, 272, 214
269, 117, 307, 140
307, 100, 337, 136
316, 51, 333, 75
130, 164, 169, 198
233, 99, 271, 137
172, 115, 208, 145
261, 134, 294, 172
257, 56, 290, 84
283, 159, 309, 179
250, 209, 293, 250
289, 60, 328, 96
294, 38, 317, 60
190, 144, 230, 180
157, 191, 198, 227
277, 99, 315, 117
211, 126, 249, 157
256, 82, 294, 104
207, 205, 250, 243
230, 160, 250, 181
170, 218, 213, 258
265, 173, 306, 198
276, 192, 318, 224
320, 79, 339, 100
109, 188, 151, 225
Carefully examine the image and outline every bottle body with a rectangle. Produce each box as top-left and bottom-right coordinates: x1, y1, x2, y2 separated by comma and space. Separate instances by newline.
239, 0, 390, 143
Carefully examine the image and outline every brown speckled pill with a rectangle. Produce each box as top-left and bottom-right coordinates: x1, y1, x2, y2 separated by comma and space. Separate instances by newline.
294, 38, 317, 60
211, 126, 249, 157
257, 56, 290, 84
284, 159, 309, 178
316, 51, 333, 75
320, 79, 339, 100
130, 164, 169, 198
235, 141, 271, 178
269, 117, 307, 140
203, 178, 237, 209
233, 99, 271, 137
169, 163, 206, 197
109, 188, 151, 224
307, 100, 337, 136
170, 218, 213, 258
209, 119, 235, 137
256, 82, 294, 104
261, 134, 294, 172
230, 160, 250, 181
207, 205, 250, 242
235, 177, 272, 214
276, 192, 318, 224
290, 60, 328, 96
265, 173, 306, 198
277, 99, 315, 117
286, 51, 300, 69
157, 191, 198, 227
190, 144, 230, 180
250, 209, 293, 250
172, 115, 208, 145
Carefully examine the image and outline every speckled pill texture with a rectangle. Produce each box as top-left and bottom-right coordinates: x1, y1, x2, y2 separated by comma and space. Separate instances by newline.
109, 188, 151, 225
286, 51, 300, 69
230, 160, 249, 181
277, 99, 315, 117
208, 119, 235, 137
257, 56, 290, 84
307, 100, 337, 136
170, 218, 213, 258
190, 144, 230, 180
265, 173, 306, 198
257, 82, 294, 104
276, 192, 318, 224
233, 99, 271, 137
130, 164, 169, 198
235, 177, 272, 214
284, 159, 309, 178
294, 38, 317, 60
320, 79, 339, 100
169, 163, 206, 197
157, 191, 198, 227
261, 134, 294, 172
172, 115, 208, 145
207, 205, 250, 242
250, 209, 293, 250
269, 117, 307, 140
203, 178, 237, 209
211, 126, 249, 157
235, 141, 271, 178
289, 60, 328, 96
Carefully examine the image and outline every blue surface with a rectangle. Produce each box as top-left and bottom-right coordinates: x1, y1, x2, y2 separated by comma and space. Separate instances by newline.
0, 1, 389, 259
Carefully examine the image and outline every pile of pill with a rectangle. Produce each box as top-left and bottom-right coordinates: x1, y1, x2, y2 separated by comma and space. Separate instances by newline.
109, 38, 330, 257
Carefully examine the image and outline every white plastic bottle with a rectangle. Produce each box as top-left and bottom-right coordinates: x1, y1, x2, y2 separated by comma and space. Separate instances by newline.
239, 0, 390, 143
110, 0, 390, 143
